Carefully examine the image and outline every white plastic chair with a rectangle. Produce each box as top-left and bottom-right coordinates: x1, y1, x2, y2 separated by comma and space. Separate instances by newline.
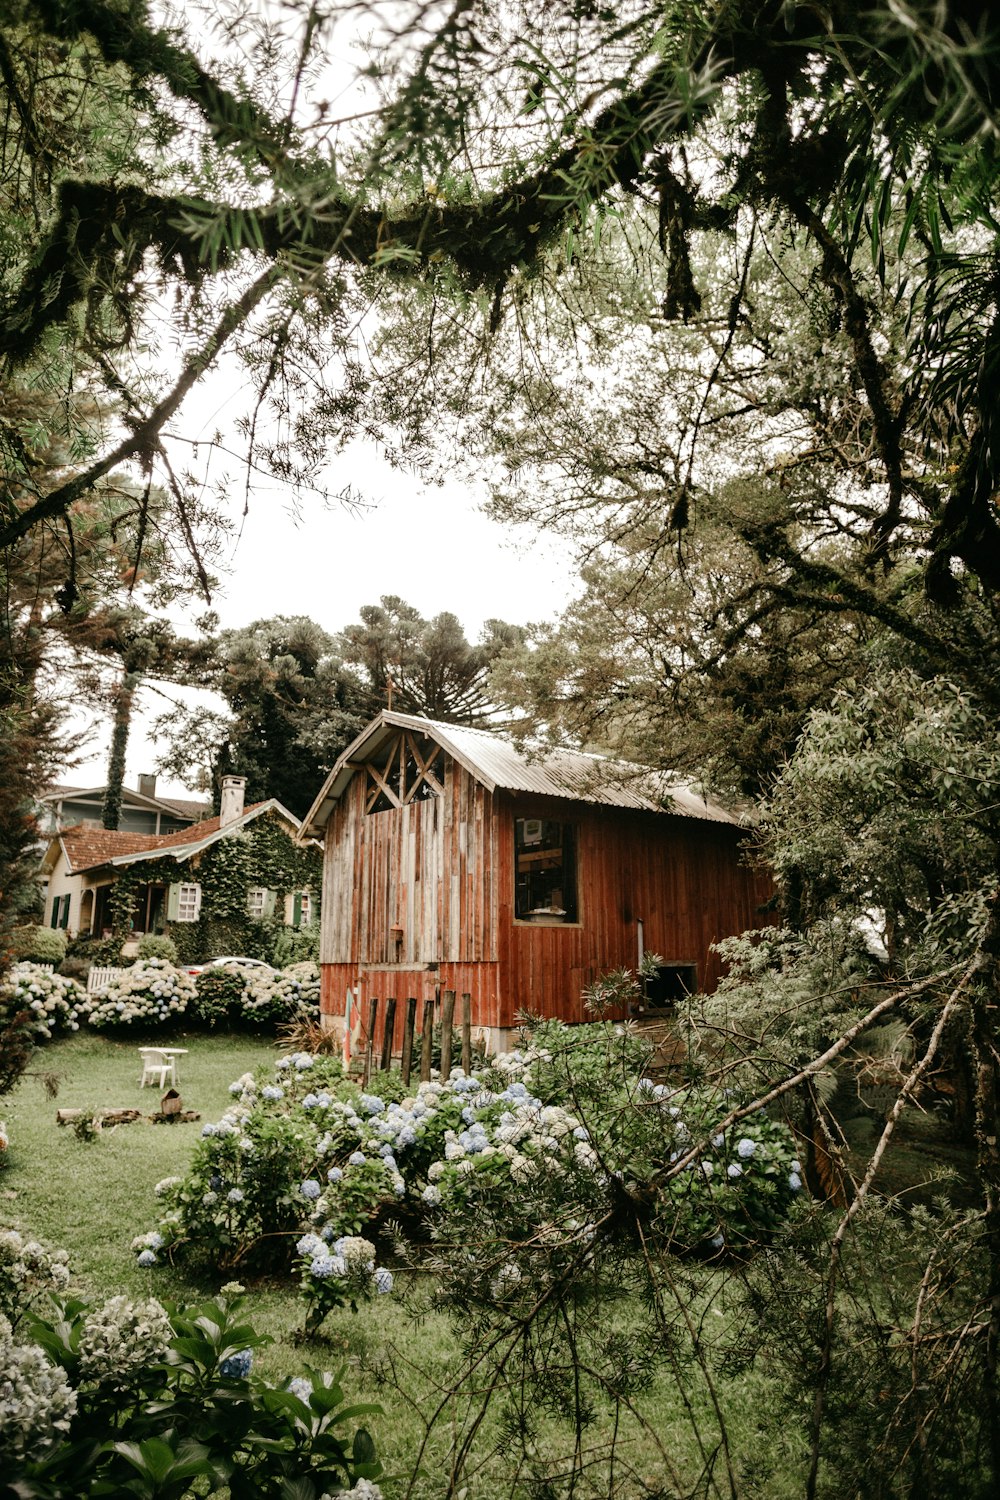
138, 1048, 176, 1089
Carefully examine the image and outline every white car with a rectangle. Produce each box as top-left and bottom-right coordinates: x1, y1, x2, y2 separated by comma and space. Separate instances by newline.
184, 956, 273, 977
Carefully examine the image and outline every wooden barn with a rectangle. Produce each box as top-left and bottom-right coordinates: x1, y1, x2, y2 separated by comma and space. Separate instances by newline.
300, 711, 771, 1051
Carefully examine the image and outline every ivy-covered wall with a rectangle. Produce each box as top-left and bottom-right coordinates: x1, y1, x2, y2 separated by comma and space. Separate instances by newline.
107, 814, 322, 965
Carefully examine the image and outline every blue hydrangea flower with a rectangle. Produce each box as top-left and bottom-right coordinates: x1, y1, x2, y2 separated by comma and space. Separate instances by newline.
293, 1054, 313, 1070
297, 1233, 324, 1256
348, 1151, 366, 1166
262, 1085, 284, 1101
220, 1349, 253, 1379
727, 1163, 743, 1179
136, 1248, 157, 1267
737, 1137, 757, 1159
300, 1179, 321, 1200
227, 1187, 245, 1204
789, 1172, 803, 1191
374, 1267, 393, 1294
287, 1375, 312, 1402
327, 1166, 343, 1183
310, 1253, 346, 1279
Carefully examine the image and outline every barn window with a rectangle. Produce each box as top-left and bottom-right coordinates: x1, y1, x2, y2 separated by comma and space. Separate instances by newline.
514, 818, 578, 922
365, 731, 445, 814
643, 964, 697, 1009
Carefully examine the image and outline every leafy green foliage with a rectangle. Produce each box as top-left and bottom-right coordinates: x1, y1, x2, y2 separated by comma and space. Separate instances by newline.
0, 1274, 382, 1499
135, 934, 178, 964
8, 925, 66, 966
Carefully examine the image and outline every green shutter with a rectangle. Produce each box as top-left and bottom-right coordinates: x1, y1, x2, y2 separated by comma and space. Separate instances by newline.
59, 894, 70, 929
166, 883, 180, 921
51, 895, 60, 928
292, 891, 302, 927
262, 889, 276, 921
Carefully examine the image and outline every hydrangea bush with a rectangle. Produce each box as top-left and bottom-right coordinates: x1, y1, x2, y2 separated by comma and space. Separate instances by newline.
0, 1238, 383, 1498
84, 958, 196, 1030
0, 963, 86, 1041
191, 963, 253, 1029
0, 1228, 71, 1327
242, 961, 321, 1028
141, 1022, 804, 1338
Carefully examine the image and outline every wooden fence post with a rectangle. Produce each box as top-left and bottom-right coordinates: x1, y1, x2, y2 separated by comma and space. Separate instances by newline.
381, 997, 396, 1073
363, 997, 378, 1087
440, 990, 455, 1078
420, 998, 434, 1082
401, 998, 417, 1086
461, 993, 472, 1073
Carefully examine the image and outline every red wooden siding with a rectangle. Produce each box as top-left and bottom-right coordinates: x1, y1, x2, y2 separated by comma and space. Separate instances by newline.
495, 793, 770, 1027
320, 758, 771, 1040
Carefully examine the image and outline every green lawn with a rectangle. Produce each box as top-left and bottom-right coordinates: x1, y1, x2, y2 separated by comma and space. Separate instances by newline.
1, 1032, 800, 1499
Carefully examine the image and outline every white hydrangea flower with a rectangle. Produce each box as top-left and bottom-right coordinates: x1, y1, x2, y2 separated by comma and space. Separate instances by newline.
78, 1296, 173, 1387
0, 1337, 78, 1459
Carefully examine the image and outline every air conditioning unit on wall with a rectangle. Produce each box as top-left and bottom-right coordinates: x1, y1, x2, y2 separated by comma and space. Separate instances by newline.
522, 818, 543, 844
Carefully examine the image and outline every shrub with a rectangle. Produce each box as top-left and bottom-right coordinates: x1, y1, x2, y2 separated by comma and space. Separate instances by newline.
191, 965, 250, 1029
0, 963, 86, 1041
85, 959, 195, 1030
7, 925, 66, 967
0, 1240, 383, 1498
136, 933, 178, 964
270, 921, 320, 967
242, 962, 320, 1029
65, 934, 121, 967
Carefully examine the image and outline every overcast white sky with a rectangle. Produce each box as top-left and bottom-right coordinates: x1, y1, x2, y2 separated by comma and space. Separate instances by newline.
66, 444, 577, 798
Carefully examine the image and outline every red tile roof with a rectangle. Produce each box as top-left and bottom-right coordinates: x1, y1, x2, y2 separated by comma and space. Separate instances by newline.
59, 802, 273, 872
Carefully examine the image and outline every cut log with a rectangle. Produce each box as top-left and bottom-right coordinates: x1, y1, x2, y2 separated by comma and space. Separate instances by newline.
56, 1108, 143, 1127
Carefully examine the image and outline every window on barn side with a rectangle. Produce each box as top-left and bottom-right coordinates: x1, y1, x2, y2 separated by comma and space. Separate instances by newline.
642, 964, 697, 1009
514, 818, 578, 923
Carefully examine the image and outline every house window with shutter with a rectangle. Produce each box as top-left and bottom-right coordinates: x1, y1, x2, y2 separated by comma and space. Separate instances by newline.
293, 891, 311, 927
168, 882, 202, 923
247, 887, 273, 921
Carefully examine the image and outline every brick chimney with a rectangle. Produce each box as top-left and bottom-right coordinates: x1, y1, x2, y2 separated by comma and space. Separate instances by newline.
137, 772, 157, 799
219, 775, 247, 827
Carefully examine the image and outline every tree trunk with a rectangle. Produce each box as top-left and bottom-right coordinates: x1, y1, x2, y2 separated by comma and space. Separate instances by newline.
102, 670, 141, 828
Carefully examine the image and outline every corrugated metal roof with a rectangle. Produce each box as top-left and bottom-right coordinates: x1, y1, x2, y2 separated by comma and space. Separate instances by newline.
301, 712, 739, 834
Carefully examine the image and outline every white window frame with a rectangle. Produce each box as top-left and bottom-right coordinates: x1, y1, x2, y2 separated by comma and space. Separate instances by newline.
247, 886, 269, 921
176, 883, 202, 923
